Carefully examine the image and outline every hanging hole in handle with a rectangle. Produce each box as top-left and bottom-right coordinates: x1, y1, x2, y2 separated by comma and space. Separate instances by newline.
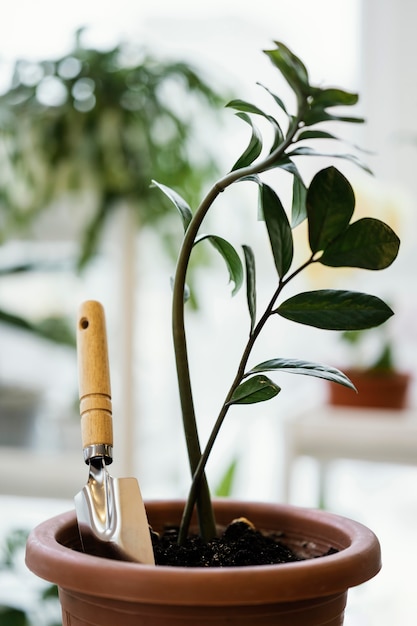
80, 317, 89, 330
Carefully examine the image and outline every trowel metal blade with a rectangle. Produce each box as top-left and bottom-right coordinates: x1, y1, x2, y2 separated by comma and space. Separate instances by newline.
75, 463, 155, 564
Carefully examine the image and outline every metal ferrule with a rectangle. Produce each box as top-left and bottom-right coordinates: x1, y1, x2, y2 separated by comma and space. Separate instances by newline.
83, 444, 113, 465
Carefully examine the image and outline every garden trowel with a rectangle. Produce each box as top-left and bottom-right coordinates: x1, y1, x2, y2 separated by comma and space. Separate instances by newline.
74, 300, 155, 564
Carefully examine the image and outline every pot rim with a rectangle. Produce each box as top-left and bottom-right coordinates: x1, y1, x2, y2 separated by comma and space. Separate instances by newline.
25, 499, 381, 605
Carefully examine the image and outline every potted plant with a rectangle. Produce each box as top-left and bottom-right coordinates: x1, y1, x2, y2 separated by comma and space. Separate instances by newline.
327, 327, 411, 409
25, 41, 400, 625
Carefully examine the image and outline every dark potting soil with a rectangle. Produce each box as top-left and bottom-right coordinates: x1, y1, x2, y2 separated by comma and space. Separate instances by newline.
151, 518, 337, 567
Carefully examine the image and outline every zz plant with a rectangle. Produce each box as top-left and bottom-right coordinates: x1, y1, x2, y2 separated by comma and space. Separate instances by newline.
154, 42, 400, 543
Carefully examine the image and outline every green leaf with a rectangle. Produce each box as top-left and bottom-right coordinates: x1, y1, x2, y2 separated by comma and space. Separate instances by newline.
256, 82, 289, 116
214, 458, 238, 497
310, 87, 359, 108
226, 98, 284, 150
195, 234, 243, 295
248, 358, 355, 390
288, 147, 372, 174
0, 607, 29, 626
307, 166, 355, 253
291, 175, 307, 227
242, 244, 256, 332
303, 108, 364, 127
226, 99, 267, 116
263, 41, 310, 98
276, 289, 394, 330
259, 183, 293, 277
296, 129, 339, 142
320, 217, 400, 270
230, 112, 263, 171
151, 180, 192, 232
230, 374, 280, 405
274, 156, 301, 176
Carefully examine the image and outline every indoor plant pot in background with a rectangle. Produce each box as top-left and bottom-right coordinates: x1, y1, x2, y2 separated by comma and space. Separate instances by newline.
26, 41, 400, 625
328, 367, 410, 409
26, 500, 381, 626
328, 331, 411, 409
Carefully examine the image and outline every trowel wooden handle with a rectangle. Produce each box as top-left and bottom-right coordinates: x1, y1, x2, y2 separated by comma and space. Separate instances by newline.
77, 300, 113, 463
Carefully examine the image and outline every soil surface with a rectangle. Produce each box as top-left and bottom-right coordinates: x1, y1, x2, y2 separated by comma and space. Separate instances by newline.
152, 517, 337, 567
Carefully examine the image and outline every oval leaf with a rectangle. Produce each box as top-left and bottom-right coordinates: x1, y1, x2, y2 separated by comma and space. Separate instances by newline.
320, 217, 400, 270
259, 183, 293, 278
195, 234, 243, 296
276, 289, 394, 330
248, 358, 355, 390
229, 375, 280, 405
151, 180, 192, 232
306, 166, 355, 253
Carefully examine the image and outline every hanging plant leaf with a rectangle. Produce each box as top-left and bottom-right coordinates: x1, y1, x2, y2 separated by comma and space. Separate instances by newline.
296, 129, 339, 142
248, 358, 355, 390
263, 41, 310, 99
276, 289, 394, 330
230, 112, 263, 171
151, 180, 192, 232
273, 156, 301, 176
229, 374, 280, 405
291, 175, 307, 227
306, 166, 355, 254
310, 87, 359, 108
242, 244, 256, 332
303, 108, 365, 127
320, 217, 400, 269
195, 234, 243, 296
256, 82, 289, 116
259, 183, 293, 278
288, 147, 372, 174
226, 99, 267, 116
226, 98, 284, 152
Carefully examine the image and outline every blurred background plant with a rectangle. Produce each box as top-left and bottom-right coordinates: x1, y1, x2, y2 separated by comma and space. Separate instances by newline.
0, 528, 60, 626
0, 26, 226, 343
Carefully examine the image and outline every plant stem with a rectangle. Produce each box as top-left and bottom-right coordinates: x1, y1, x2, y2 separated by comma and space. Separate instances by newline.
173, 109, 305, 542
177, 252, 315, 542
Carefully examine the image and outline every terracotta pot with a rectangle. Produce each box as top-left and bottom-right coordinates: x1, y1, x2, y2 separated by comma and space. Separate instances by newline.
328, 368, 411, 410
25, 499, 381, 626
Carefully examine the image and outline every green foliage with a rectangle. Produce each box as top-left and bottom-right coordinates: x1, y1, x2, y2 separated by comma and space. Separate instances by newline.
0, 529, 59, 625
341, 328, 397, 373
155, 40, 400, 541
0, 607, 29, 626
0, 28, 225, 344
0, 30, 223, 268
214, 458, 238, 497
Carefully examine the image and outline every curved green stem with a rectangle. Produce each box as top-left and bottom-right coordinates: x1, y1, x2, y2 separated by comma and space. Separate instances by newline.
172, 108, 306, 542
177, 253, 316, 542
